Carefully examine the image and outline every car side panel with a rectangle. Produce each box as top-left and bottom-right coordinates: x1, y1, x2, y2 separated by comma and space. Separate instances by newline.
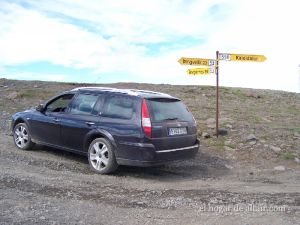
98, 115, 143, 160
60, 114, 101, 151
30, 111, 61, 145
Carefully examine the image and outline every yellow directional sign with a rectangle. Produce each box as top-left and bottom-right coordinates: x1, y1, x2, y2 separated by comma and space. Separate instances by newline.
178, 57, 216, 66
218, 53, 267, 62
187, 67, 215, 75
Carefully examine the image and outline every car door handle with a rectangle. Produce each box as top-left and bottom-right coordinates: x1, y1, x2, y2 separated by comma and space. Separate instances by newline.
53, 118, 60, 122
85, 122, 95, 126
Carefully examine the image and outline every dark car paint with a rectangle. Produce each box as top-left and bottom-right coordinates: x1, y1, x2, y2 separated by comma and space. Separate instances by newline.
11, 89, 199, 166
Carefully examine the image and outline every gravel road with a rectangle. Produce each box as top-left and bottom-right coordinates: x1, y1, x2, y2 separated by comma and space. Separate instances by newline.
1, 133, 299, 225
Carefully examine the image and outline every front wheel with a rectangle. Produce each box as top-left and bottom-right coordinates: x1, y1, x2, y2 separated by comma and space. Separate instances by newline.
13, 123, 35, 150
88, 138, 118, 174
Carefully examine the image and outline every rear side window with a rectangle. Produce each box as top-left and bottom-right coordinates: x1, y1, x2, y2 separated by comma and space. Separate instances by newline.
102, 96, 134, 119
70, 93, 99, 115
147, 98, 193, 122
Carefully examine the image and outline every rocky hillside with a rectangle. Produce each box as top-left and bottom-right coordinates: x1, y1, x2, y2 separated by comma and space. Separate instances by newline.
1, 78, 299, 169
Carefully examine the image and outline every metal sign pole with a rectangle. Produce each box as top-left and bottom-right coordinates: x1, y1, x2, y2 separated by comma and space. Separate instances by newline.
216, 51, 219, 137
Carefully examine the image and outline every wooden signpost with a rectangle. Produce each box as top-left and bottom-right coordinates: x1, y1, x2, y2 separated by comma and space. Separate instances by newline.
178, 51, 267, 137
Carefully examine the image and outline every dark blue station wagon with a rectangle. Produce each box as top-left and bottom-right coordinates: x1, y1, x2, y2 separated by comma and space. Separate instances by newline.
11, 87, 199, 174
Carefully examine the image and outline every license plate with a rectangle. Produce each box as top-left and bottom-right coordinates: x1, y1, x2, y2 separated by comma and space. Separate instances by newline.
168, 127, 187, 136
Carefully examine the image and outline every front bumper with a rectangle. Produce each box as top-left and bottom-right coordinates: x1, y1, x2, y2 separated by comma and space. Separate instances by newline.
116, 139, 199, 167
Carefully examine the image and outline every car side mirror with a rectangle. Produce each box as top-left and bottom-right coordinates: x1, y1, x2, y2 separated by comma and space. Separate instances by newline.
36, 104, 45, 112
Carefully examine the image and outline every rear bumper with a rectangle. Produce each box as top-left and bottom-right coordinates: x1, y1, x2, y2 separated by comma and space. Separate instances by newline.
116, 139, 199, 167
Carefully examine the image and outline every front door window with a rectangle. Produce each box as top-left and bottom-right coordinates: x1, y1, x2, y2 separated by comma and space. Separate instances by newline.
45, 94, 74, 113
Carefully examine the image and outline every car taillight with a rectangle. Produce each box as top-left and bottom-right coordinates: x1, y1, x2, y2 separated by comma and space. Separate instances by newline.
186, 106, 197, 125
141, 99, 152, 138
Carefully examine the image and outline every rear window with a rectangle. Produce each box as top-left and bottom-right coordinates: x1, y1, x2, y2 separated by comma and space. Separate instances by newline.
147, 98, 193, 122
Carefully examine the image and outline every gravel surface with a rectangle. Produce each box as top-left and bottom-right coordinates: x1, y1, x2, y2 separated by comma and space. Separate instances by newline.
1, 133, 299, 225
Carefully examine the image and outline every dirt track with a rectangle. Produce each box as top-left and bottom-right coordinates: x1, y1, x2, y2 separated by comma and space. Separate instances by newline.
1, 133, 299, 225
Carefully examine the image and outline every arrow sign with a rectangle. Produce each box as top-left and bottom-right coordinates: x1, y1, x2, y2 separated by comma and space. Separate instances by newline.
178, 57, 216, 66
218, 53, 267, 62
187, 67, 215, 75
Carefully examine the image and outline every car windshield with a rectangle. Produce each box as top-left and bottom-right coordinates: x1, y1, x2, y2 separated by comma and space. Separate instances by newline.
147, 98, 193, 122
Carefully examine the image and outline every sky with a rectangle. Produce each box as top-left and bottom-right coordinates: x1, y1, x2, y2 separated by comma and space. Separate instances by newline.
0, 0, 300, 93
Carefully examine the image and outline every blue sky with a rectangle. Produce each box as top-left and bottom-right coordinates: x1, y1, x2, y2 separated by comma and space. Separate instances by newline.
0, 0, 299, 92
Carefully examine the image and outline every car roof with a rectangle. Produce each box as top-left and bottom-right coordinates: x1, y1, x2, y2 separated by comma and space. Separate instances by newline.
70, 87, 178, 99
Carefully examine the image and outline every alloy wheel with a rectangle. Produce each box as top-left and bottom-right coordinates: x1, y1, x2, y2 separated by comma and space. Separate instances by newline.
14, 125, 29, 148
89, 141, 109, 171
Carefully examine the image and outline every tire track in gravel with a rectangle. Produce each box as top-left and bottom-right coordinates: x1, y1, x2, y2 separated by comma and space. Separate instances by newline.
1, 176, 299, 210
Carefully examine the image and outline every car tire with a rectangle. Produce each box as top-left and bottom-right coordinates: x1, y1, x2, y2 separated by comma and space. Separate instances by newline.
88, 138, 118, 174
13, 123, 35, 150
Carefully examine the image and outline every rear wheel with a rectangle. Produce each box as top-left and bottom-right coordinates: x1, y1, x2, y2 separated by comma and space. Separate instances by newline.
13, 123, 35, 150
88, 138, 118, 174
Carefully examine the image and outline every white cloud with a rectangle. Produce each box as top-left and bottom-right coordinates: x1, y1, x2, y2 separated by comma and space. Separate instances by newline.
26, 0, 236, 41
0, 2, 113, 67
0, 0, 299, 92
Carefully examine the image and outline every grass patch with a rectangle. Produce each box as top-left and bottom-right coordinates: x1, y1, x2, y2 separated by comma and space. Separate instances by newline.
286, 106, 300, 115
292, 127, 300, 133
19, 89, 53, 99
19, 89, 37, 98
225, 143, 236, 149
248, 115, 262, 124
0, 101, 6, 110
222, 87, 232, 94
282, 152, 296, 160
234, 89, 247, 99
206, 138, 225, 150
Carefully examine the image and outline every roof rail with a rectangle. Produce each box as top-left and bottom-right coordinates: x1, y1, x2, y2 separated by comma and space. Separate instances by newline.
128, 89, 171, 97
71, 86, 116, 91
70, 86, 171, 97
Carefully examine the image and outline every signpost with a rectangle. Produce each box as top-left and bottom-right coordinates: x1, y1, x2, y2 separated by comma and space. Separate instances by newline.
178, 57, 216, 66
178, 52, 266, 137
187, 67, 215, 75
218, 53, 267, 62
215, 51, 219, 138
